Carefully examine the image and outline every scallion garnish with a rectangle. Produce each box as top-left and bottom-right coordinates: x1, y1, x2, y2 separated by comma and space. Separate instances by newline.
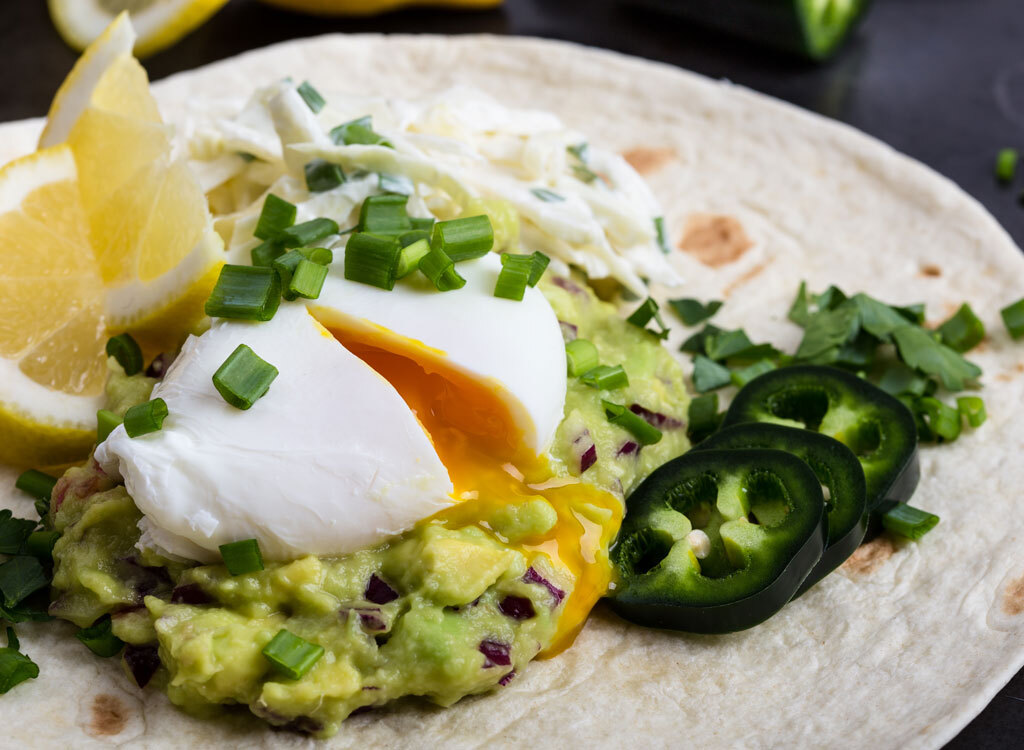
602, 400, 663, 445
956, 395, 987, 428
75, 614, 124, 658
358, 194, 411, 234
882, 503, 939, 540
205, 265, 282, 321
379, 173, 415, 195
668, 298, 722, 326
96, 409, 122, 443
418, 245, 466, 292
399, 229, 431, 247
565, 339, 599, 377
212, 345, 279, 411
936, 303, 985, 352
396, 238, 430, 279
329, 115, 392, 148
531, 187, 564, 202
272, 248, 330, 296
105, 333, 143, 376
654, 217, 671, 254
304, 159, 345, 193
686, 393, 721, 444
567, 142, 589, 162
431, 215, 494, 262
344, 232, 402, 290
494, 255, 532, 301
123, 398, 168, 438
996, 147, 1018, 183
254, 194, 297, 241
219, 538, 264, 576
580, 365, 629, 390
24, 530, 58, 561
288, 259, 328, 300
262, 629, 324, 680
279, 217, 339, 248
409, 217, 436, 231
251, 240, 284, 268
296, 80, 325, 114
500, 251, 549, 287
915, 397, 962, 442
14, 471, 56, 512
1001, 297, 1024, 339
626, 297, 670, 339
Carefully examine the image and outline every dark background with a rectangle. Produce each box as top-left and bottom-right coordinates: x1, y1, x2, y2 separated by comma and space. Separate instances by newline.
2, 0, 1022, 746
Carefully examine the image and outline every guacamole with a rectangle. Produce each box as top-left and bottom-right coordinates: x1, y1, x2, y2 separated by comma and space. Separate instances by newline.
48, 278, 690, 737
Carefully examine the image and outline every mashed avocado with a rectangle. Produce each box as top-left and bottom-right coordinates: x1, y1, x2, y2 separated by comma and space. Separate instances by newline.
49, 276, 690, 737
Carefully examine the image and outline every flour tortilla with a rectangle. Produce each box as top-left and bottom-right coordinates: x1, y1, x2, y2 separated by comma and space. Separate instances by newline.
2, 35, 1023, 749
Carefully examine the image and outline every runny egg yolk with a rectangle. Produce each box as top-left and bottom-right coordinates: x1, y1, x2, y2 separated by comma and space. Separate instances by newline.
324, 317, 622, 656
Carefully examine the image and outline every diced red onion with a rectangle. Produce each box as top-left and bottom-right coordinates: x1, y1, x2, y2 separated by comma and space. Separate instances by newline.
170, 583, 213, 605
362, 685, 380, 691
356, 609, 387, 632
558, 321, 578, 342
571, 429, 596, 474
123, 644, 161, 688
364, 573, 399, 604
616, 441, 639, 457
145, 352, 174, 379
498, 595, 536, 620
523, 567, 565, 605
479, 640, 512, 668
553, 277, 585, 296
629, 404, 683, 430
499, 670, 516, 686
579, 444, 597, 473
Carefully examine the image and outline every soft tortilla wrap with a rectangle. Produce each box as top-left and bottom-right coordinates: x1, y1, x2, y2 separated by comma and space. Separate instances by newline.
1, 34, 1022, 749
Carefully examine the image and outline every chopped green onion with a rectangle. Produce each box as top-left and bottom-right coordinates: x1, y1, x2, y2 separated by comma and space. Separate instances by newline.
344, 232, 402, 290
358, 194, 411, 234
937, 303, 986, 352
24, 531, 59, 561
626, 297, 670, 339
730, 359, 776, 387
572, 164, 599, 183
567, 142, 589, 162
667, 298, 722, 326
288, 259, 328, 300
692, 355, 732, 393
212, 345, 279, 411
1001, 297, 1024, 339
329, 115, 392, 148
279, 218, 339, 248
399, 229, 431, 247
915, 397, 962, 442
687, 393, 721, 443
205, 265, 281, 321
238, 152, 258, 163
262, 629, 324, 680
409, 217, 435, 231
14, 470, 56, 503
602, 401, 662, 445
431, 215, 494, 262
96, 409, 123, 443
418, 245, 466, 292
580, 364, 629, 390
105, 333, 143, 376
75, 614, 124, 658
296, 80, 325, 113
957, 396, 987, 428
996, 147, 1018, 183
494, 255, 532, 301
882, 504, 939, 540
253, 194, 297, 240
304, 159, 345, 192
272, 248, 331, 296
654, 217, 671, 254
531, 188, 564, 202
565, 339, 599, 377
299, 246, 333, 265
501, 251, 549, 287
379, 173, 414, 195
219, 538, 264, 576
251, 240, 284, 268
396, 238, 430, 279
123, 398, 168, 438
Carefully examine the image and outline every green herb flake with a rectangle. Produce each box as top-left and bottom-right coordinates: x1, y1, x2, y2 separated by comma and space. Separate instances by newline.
692, 355, 732, 393
892, 325, 982, 392
0, 627, 39, 695
1001, 297, 1024, 339
668, 298, 722, 326
996, 147, 1019, 183
936, 303, 986, 352
0, 511, 37, 556
0, 557, 48, 608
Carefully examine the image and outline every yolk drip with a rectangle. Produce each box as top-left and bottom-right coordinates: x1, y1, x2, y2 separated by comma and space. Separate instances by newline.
327, 321, 622, 656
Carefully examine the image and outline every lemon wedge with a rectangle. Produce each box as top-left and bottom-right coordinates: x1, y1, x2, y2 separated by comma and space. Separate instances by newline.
0, 146, 107, 468
47, 0, 229, 59
41, 12, 224, 355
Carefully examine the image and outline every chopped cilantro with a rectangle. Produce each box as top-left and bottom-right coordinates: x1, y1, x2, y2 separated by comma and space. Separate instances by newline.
0, 627, 38, 694
668, 298, 722, 326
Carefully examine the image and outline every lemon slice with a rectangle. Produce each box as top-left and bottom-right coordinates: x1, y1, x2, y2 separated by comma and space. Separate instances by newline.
47, 0, 229, 59
0, 146, 107, 468
41, 12, 225, 354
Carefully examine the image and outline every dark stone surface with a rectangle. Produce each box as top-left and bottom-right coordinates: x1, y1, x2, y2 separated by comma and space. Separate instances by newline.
2, 0, 1021, 745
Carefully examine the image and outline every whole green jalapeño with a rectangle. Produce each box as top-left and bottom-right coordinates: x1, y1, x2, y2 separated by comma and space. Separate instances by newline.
609, 449, 826, 633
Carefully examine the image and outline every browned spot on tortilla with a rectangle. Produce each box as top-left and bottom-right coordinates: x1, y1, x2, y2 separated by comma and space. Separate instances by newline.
996, 373, 1012, 382
722, 262, 769, 298
1003, 575, 1024, 616
89, 694, 128, 737
920, 264, 942, 277
621, 147, 676, 175
678, 214, 754, 267
842, 537, 896, 576
1017, 363, 1024, 373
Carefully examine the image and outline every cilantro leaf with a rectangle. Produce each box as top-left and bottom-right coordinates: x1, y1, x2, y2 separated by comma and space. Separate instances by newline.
850, 293, 912, 339
0, 511, 37, 555
0, 557, 48, 609
0, 627, 38, 694
788, 282, 811, 326
892, 325, 983, 391
692, 355, 733, 393
668, 298, 722, 326
795, 302, 860, 360
680, 324, 721, 355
